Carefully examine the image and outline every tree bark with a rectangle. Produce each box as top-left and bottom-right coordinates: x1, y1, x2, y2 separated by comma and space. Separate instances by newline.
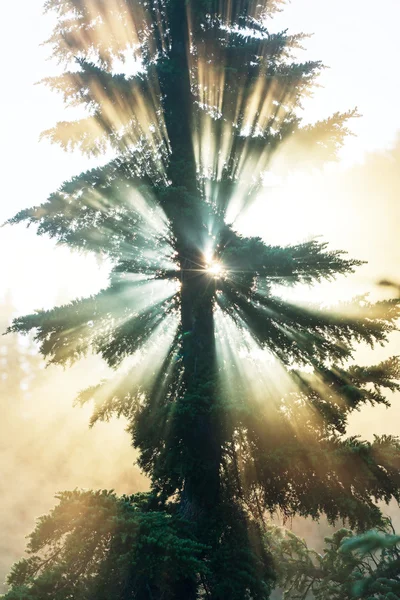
163, 0, 197, 193
160, 1, 222, 516
174, 250, 221, 600
159, 5, 223, 597
179, 249, 221, 516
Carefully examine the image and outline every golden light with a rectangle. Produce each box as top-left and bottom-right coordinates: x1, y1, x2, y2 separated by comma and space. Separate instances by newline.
206, 260, 225, 278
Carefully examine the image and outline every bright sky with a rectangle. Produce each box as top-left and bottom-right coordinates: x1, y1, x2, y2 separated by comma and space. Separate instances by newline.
1, 0, 399, 314
271, 0, 400, 162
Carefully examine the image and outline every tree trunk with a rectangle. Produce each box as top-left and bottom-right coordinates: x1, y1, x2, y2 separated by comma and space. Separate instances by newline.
179, 249, 221, 516
159, 5, 223, 597
173, 250, 221, 600
163, 0, 197, 193
161, 1, 222, 516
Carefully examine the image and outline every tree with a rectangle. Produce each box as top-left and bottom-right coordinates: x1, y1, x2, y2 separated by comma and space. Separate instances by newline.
268, 519, 400, 599
5, 0, 400, 598
0, 291, 43, 419
3, 490, 209, 600
0, 292, 45, 591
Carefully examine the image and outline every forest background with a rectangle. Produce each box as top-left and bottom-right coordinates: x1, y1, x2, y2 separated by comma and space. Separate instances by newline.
1, 0, 400, 593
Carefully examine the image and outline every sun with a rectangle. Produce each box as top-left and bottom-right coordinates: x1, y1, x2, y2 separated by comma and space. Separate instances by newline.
206, 260, 225, 278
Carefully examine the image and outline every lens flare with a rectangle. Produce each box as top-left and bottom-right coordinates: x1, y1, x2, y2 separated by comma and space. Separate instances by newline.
206, 260, 225, 278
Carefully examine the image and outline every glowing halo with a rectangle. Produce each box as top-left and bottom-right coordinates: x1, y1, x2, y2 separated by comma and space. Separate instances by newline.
206, 260, 225, 278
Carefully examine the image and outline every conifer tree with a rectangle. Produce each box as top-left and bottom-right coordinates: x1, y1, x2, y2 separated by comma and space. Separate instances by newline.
5, 1, 400, 598
0, 292, 42, 422
267, 518, 400, 599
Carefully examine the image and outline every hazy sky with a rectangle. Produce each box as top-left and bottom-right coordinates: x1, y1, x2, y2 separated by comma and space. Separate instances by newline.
1, 0, 400, 587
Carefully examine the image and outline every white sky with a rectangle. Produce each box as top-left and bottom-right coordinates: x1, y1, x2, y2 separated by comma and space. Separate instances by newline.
272, 0, 400, 162
1, 0, 400, 313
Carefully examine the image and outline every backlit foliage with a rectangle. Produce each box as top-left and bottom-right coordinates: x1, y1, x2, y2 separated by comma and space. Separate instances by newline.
5, 1, 400, 598
268, 519, 400, 599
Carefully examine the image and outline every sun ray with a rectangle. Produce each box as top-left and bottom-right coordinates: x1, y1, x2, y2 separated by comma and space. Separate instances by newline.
77, 310, 180, 426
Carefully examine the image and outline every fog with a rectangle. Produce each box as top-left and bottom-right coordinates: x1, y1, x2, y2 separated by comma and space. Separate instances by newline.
0, 298, 148, 591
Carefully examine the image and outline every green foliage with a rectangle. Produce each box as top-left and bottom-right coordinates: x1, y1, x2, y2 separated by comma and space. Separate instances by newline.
268, 520, 400, 599
2, 490, 275, 600
3, 490, 207, 600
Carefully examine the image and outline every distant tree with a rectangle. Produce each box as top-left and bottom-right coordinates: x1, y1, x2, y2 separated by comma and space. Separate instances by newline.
0, 292, 45, 591
0, 291, 42, 421
268, 519, 400, 599
5, 0, 400, 597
